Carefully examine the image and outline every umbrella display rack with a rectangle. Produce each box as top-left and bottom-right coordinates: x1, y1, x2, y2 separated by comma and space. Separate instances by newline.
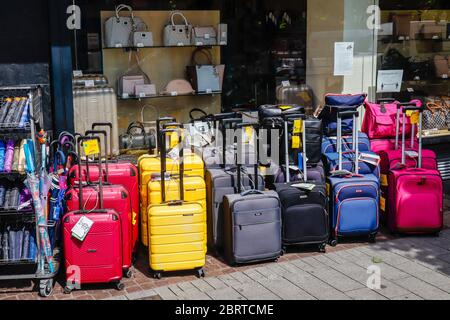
0, 85, 60, 297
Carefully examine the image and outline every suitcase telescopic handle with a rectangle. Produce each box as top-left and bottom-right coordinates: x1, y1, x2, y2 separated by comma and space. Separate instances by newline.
232, 122, 260, 193
156, 117, 176, 152
160, 128, 184, 204
161, 122, 183, 129
282, 114, 307, 182
85, 130, 110, 183
92, 123, 114, 160
337, 110, 359, 174
220, 118, 243, 168
77, 136, 104, 210
399, 104, 424, 167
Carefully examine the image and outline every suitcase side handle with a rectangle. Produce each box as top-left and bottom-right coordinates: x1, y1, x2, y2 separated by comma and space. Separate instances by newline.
241, 189, 264, 197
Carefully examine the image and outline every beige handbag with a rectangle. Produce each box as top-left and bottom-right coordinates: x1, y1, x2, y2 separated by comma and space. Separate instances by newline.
163, 11, 192, 46
162, 79, 195, 96
118, 51, 156, 97
191, 26, 217, 46
434, 55, 449, 78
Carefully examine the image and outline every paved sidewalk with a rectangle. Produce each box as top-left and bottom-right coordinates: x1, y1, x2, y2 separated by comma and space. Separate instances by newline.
107, 229, 450, 301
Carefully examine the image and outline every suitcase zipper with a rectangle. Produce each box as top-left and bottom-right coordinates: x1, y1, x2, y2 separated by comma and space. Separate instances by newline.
335, 184, 379, 203
335, 197, 379, 236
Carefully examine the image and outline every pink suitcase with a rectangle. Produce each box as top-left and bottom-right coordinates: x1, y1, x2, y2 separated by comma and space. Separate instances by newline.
386, 105, 443, 234
62, 136, 124, 293
69, 126, 140, 256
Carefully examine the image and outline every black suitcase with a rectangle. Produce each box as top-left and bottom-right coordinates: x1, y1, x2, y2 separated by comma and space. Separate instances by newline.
222, 123, 282, 266
274, 114, 329, 252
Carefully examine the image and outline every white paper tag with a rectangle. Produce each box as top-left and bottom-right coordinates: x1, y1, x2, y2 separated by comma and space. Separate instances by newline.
289, 165, 300, 171
405, 150, 419, 158
177, 42, 184, 47
204, 34, 210, 39
73, 70, 83, 77
205, 88, 213, 94
139, 92, 146, 98
122, 93, 129, 99
443, 74, 449, 79
137, 43, 144, 48
196, 42, 204, 46
115, 43, 123, 48
170, 91, 178, 96
222, 32, 227, 38
71, 216, 94, 241
282, 80, 291, 87
407, 88, 414, 93
84, 80, 95, 87
220, 41, 227, 45
18, 200, 32, 211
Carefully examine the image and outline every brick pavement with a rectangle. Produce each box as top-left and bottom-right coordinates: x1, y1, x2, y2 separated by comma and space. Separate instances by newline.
0, 202, 448, 300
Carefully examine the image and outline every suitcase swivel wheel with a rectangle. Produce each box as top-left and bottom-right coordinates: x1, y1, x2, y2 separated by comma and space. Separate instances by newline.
329, 239, 338, 247
125, 269, 133, 278
281, 247, 287, 256
318, 243, 327, 253
153, 272, 163, 279
115, 282, 125, 291
196, 268, 205, 278
63, 285, 74, 294
38, 279, 54, 298
368, 233, 377, 243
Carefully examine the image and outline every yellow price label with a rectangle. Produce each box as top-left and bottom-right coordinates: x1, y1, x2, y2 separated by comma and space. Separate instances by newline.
169, 131, 179, 148
279, 105, 293, 110
244, 126, 253, 143
292, 135, 301, 149
132, 212, 137, 226
83, 139, 100, 156
326, 183, 330, 196
380, 196, 386, 212
410, 112, 420, 125
380, 174, 388, 187
293, 119, 303, 134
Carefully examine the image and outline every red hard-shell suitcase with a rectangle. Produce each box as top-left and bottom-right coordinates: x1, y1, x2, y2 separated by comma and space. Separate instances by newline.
67, 133, 133, 276
69, 126, 139, 255
386, 105, 443, 234
62, 136, 124, 293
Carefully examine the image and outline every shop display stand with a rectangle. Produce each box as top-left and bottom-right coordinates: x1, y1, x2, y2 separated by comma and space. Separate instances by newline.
0, 86, 60, 298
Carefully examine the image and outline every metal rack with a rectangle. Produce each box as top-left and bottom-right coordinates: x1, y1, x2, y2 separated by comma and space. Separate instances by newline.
0, 85, 59, 297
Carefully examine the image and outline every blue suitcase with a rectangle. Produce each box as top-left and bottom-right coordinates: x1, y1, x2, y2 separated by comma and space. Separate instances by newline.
321, 132, 371, 154
326, 110, 379, 246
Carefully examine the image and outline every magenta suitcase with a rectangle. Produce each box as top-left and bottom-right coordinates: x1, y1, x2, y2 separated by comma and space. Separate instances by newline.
62, 136, 125, 293
386, 106, 443, 234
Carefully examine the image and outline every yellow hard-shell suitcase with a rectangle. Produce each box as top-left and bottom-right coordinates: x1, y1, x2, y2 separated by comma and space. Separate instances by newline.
138, 152, 204, 245
148, 128, 206, 278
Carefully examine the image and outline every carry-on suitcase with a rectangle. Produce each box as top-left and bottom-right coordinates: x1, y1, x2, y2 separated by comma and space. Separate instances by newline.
206, 118, 265, 251
147, 128, 206, 279
327, 110, 379, 246
274, 114, 328, 252
62, 137, 124, 293
139, 119, 204, 246
72, 85, 120, 156
222, 123, 282, 266
386, 105, 443, 234
68, 126, 140, 256
65, 136, 133, 278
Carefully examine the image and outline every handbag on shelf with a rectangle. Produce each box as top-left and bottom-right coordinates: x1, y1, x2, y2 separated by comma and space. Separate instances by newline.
104, 4, 147, 48
407, 57, 431, 81
392, 12, 420, 40
186, 48, 224, 93
163, 11, 192, 46
161, 79, 195, 96
119, 121, 156, 151
423, 101, 450, 130
433, 55, 450, 78
191, 26, 217, 46
118, 51, 156, 97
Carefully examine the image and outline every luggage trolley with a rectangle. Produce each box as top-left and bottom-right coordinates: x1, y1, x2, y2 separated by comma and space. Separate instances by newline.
0, 85, 60, 297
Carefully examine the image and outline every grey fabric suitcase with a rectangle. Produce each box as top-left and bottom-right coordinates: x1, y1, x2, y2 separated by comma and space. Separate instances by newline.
206, 168, 264, 251
223, 190, 281, 265
221, 123, 282, 265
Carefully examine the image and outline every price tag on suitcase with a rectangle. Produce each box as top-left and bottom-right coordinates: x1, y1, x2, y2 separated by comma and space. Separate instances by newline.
83, 139, 100, 156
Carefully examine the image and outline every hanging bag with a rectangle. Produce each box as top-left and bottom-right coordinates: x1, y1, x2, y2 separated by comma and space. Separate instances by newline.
163, 11, 192, 46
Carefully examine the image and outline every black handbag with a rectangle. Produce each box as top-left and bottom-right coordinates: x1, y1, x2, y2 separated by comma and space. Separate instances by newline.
258, 104, 305, 119
119, 121, 156, 151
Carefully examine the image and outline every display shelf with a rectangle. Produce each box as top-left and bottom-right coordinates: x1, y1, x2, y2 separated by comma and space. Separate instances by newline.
118, 91, 222, 100
103, 44, 225, 50
0, 207, 34, 217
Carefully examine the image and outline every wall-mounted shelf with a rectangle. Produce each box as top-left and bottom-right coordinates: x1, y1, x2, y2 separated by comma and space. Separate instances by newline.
103, 44, 226, 50
118, 91, 222, 100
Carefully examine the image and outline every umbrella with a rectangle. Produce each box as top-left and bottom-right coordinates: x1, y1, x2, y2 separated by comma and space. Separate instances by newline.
24, 141, 54, 273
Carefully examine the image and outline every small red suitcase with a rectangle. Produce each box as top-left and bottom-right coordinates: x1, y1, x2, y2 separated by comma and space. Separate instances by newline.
66, 136, 133, 277
69, 126, 140, 256
62, 137, 124, 293
386, 106, 443, 234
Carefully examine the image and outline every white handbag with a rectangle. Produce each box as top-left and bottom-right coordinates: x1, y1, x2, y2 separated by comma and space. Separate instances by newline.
163, 12, 192, 46
191, 26, 217, 46
104, 4, 147, 48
